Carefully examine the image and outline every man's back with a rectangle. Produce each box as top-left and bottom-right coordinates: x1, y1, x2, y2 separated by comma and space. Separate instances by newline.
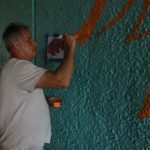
0, 58, 51, 150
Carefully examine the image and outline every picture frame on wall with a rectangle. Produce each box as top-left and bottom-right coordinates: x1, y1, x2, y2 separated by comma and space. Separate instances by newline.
45, 33, 66, 64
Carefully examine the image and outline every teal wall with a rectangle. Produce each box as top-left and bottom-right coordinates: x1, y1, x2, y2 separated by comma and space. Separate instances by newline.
0, 0, 150, 150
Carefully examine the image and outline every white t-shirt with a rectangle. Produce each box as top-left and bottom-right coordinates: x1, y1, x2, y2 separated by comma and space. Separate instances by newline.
0, 58, 51, 150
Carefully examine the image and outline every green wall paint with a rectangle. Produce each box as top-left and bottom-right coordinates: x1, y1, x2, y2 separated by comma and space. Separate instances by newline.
0, 0, 150, 150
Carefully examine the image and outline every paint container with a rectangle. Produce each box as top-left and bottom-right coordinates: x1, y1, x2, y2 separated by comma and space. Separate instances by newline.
48, 97, 62, 108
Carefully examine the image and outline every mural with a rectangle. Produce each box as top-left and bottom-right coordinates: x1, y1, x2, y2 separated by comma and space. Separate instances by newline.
138, 86, 150, 119
75, 0, 150, 119
76, 0, 150, 44
0, 0, 150, 149
75, 0, 106, 43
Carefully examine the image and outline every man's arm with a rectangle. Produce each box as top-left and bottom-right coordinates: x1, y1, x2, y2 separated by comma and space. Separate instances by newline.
35, 34, 76, 88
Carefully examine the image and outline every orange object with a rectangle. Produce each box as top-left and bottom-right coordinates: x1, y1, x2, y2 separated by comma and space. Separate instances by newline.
53, 102, 61, 108
48, 97, 62, 108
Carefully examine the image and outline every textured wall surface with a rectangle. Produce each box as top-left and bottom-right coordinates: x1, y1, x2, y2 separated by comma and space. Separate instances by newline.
0, 0, 150, 150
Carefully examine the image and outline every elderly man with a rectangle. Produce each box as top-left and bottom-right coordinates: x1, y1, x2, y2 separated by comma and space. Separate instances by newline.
0, 22, 76, 150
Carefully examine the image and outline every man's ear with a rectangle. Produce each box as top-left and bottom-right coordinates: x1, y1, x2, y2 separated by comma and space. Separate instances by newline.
11, 41, 24, 58
12, 41, 21, 50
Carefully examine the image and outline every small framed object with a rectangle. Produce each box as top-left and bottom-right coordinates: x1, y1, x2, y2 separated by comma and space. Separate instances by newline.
47, 97, 62, 108
46, 33, 67, 64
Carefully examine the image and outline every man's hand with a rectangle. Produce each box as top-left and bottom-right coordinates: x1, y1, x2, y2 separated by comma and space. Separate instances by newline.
36, 33, 76, 89
63, 33, 76, 50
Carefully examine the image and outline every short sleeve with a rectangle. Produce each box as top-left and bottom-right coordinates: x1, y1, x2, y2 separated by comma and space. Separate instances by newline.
14, 60, 46, 92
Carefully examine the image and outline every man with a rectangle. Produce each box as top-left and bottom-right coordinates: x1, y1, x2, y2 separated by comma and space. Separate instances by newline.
0, 22, 76, 150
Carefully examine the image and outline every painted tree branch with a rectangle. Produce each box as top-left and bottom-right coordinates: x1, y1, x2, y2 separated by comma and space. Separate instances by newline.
125, 0, 150, 43
96, 0, 150, 44
98, 0, 134, 34
138, 85, 150, 120
75, 0, 106, 44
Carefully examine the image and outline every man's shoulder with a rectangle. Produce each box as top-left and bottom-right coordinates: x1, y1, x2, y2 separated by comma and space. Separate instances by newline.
1, 58, 35, 75
10, 58, 32, 65
6, 58, 34, 68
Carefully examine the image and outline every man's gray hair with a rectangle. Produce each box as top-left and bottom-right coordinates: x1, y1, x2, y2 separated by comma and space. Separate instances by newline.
2, 22, 29, 52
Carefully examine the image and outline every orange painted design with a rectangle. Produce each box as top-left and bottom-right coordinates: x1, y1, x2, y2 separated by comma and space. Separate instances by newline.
98, 0, 150, 44
98, 0, 134, 34
138, 85, 150, 119
75, 0, 106, 43
125, 0, 150, 43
